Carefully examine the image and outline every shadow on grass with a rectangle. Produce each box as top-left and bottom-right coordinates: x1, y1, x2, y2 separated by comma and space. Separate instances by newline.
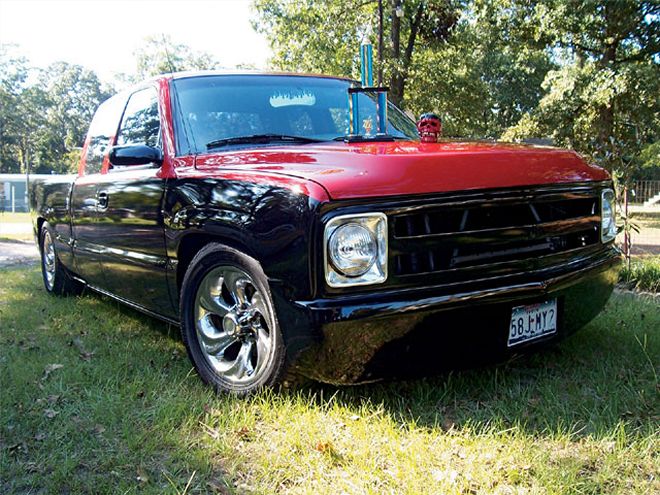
2, 267, 658, 492
298, 291, 659, 438
5, 266, 658, 439
70, 277, 660, 438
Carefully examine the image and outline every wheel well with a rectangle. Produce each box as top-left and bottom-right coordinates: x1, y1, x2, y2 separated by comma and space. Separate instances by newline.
36, 218, 46, 245
175, 233, 255, 293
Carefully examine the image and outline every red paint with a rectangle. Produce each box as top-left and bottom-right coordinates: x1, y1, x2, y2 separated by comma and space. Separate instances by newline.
192, 141, 610, 201
154, 73, 609, 201
157, 78, 178, 179
78, 135, 91, 177
100, 134, 116, 174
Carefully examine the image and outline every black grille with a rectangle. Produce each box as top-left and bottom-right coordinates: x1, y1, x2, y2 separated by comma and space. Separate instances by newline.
391, 193, 600, 277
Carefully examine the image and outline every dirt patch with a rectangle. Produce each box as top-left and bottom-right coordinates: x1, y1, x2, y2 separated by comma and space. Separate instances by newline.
0, 240, 39, 268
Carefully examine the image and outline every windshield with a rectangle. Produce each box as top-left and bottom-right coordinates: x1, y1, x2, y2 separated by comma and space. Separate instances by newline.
172, 75, 418, 154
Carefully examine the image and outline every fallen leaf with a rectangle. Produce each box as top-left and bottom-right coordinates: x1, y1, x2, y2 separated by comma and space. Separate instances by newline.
79, 351, 95, 361
199, 421, 219, 440
441, 417, 456, 431
92, 424, 106, 435
44, 408, 59, 419
136, 466, 149, 484
8, 442, 28, 455
236, 426, 250, 439
41, 364, 63, 381
34, 432, 47, 441
314, 441, 335, 454
71, 337, 94, 361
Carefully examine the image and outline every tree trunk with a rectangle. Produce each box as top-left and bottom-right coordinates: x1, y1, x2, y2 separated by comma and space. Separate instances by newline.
598, 5, 617, 171
389, 0, 423, 107
390, 0, 402, 105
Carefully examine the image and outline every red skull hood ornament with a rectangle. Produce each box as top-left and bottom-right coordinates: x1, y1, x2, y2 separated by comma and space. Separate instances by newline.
417, 112, 442, 143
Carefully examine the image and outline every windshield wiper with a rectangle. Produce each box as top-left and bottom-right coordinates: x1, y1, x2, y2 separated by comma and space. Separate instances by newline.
206, 134, 325, 150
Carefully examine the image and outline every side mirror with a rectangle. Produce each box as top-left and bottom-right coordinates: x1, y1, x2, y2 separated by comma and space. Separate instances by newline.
109, 145, 163, 167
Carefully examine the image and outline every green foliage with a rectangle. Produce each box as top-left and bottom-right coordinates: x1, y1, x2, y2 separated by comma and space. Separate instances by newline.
619, 255, 660, 292
253, 0, 461, 106
632, 141, 660, 180
0, 47, 111, 174
0, 35, 217, 175
502, 0, 660, 175
1, 3, 659, 176
125, 34, 220, 82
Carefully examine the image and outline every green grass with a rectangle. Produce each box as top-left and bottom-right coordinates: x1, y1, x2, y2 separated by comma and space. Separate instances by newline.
620, 256, 660, 292
0, 212, 31, 224
0, 212, 33, 241
1, 268, 658, 494
0, 234, 34, 242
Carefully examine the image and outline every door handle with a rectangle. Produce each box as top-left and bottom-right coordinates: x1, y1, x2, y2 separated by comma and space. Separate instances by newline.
97, 191, 109, 210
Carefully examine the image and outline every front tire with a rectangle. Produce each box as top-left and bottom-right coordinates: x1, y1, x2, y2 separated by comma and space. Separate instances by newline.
180, 243, 287, 394
40, 224, 81, 296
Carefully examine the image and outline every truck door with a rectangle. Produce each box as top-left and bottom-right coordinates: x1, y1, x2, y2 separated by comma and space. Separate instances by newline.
93, 86, 174, 317
71, 94, 127, 287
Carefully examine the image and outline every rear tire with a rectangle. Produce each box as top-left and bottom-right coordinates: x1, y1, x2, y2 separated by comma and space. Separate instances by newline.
180, 243, 287, 394
40, 224, 82, 296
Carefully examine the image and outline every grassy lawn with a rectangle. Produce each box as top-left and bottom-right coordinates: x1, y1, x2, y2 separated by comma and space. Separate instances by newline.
1, 267, 658, 494
0, 212, 34, 242
0, 212, 31, 224
620, 256, 660, 293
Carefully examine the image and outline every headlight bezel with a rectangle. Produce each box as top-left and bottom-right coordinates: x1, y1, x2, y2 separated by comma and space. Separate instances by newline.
324, 212, 388, 288
601, 188, 617, 243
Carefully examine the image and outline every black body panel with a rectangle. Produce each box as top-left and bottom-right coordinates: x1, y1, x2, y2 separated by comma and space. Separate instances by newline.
162, 176, 322, 309
91, 167, 173, 317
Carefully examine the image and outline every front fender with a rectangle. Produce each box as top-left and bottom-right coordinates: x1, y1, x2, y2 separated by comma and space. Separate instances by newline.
163, 175, 324, 307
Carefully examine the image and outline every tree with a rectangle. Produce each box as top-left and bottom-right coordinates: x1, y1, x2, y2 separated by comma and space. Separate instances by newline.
32, 62, 111, 173
128, 34, 220, 81
0, 46, 110, 174
0, 44, 31, 173
252, 0, 460, 106
252, 0, 552, 137
407, 2, 554, 137
503, 0, 660, 175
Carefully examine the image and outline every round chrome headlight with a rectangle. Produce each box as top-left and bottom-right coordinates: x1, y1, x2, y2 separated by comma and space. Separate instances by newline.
328, 222, 377, 276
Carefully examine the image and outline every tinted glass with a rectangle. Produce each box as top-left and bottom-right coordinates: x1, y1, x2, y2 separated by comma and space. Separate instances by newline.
117, 87, 161, 148
172, 75, 418, 153
85, 94, 126, 174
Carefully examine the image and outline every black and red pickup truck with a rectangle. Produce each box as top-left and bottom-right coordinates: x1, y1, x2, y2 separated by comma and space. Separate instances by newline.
30, 72, 621, 393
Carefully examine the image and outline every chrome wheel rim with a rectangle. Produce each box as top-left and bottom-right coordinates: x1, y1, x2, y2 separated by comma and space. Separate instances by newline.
194, 266, 274, 387
42, 231, 56, 290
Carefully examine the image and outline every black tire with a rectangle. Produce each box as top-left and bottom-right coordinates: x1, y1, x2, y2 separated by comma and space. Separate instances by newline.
180, 243, 287, 394
39, 224, 82, 296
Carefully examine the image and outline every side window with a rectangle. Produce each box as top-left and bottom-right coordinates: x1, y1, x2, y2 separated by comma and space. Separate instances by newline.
84, 95, 126, 174
116, 88, 161, 148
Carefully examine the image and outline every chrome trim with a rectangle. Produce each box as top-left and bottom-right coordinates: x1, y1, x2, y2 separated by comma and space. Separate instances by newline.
324, 212, 388, 288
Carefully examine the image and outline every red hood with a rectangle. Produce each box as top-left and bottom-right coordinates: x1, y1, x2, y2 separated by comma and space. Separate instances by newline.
194, 141, 610, 200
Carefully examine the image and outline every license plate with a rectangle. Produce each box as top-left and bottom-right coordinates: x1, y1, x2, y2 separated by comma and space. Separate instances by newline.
507, 299, 557, 347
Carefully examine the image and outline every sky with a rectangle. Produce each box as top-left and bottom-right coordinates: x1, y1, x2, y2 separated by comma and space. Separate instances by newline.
0, 0, 272, 83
